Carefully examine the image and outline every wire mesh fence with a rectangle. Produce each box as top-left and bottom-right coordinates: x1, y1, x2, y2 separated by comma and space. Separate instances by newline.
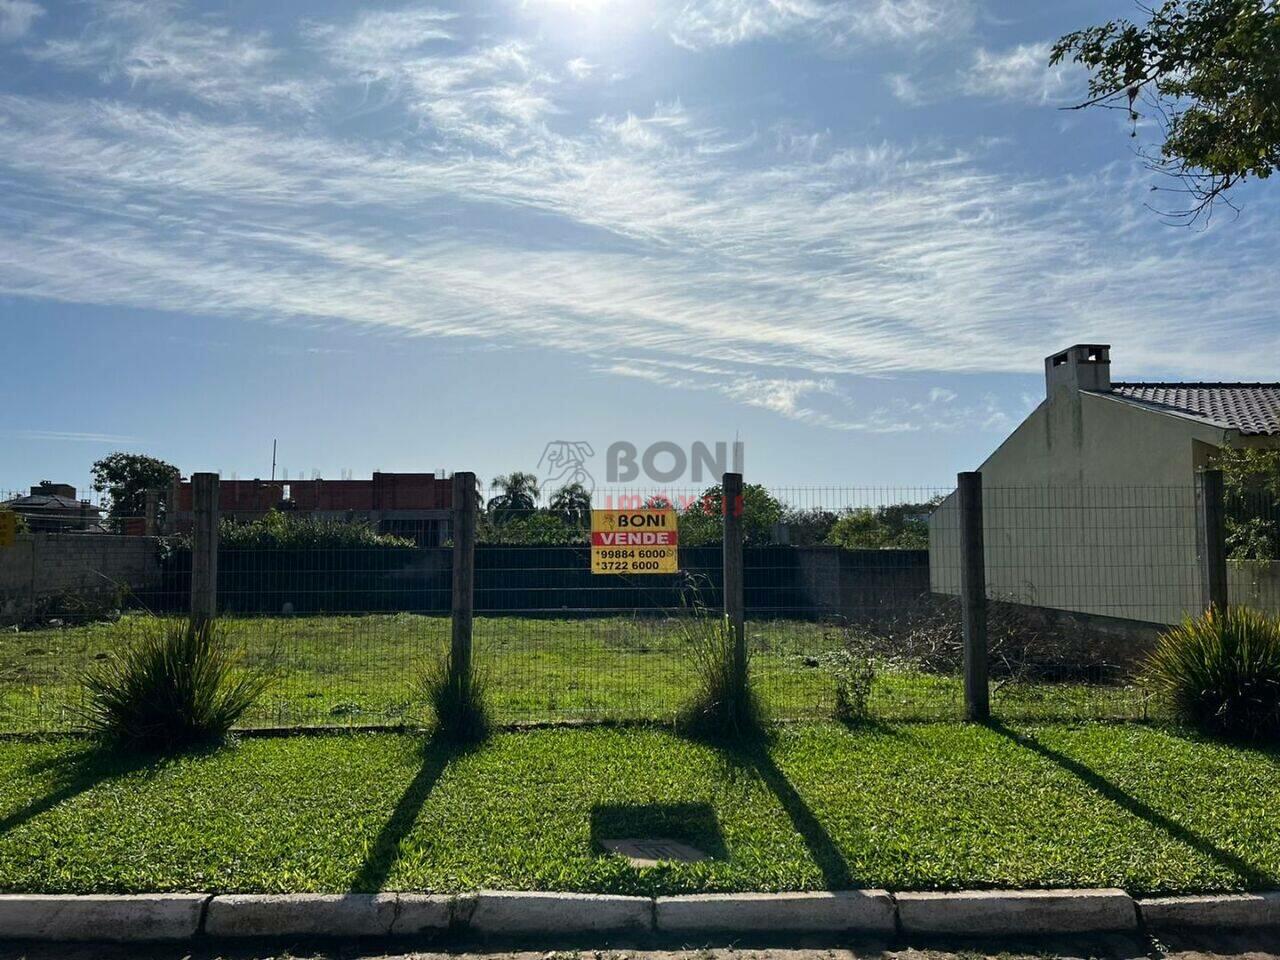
2, 479, 1271, 732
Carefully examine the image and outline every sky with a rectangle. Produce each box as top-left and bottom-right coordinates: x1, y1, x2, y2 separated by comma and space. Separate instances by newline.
2, 0, 1279, 498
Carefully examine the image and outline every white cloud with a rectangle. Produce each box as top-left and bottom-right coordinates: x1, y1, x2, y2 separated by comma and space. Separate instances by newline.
310, 9, 554, 150
565, 56, 595, 79
398, 42, 557, 147
885, 72, 924, 106
0, 0, 41, 41
2, 87, 1279, 401
962, 41, 1082, 105
667, 0, 974, 51
2, 5, 1280, 432
603, 359, 1015, 432
602, 361, 900, 431
888, 42, 1084, 107
719, 376, 892, 431
16, 429, 144, 443
29, 1, 320, 109
305, 7, 455, 82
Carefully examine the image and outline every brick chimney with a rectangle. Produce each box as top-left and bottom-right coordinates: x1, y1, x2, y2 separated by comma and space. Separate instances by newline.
1045, 344, 1111, 398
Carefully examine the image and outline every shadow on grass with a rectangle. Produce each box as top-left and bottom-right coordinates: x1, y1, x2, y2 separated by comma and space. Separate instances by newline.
986, 720, 1275, 888
349, 734, 474, 893
836, 715, 913, 740
716, 739, 853, 890
0, 745, 178, 838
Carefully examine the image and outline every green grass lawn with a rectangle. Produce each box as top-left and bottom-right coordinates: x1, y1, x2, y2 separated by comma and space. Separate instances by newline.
0, 614, 1148, 731
0, 721, 1273, 896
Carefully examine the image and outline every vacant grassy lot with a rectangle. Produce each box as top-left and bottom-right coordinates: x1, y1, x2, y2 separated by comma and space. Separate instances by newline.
0, 722, 1274, 895
0, 614, 1147, 731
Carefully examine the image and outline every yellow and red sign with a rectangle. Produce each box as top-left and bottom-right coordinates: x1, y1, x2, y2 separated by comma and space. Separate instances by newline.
0, 512, 16, 549
590, 508, 678, 574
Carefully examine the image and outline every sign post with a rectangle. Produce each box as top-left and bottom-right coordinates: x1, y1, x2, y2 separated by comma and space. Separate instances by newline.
591, 507, 679, 574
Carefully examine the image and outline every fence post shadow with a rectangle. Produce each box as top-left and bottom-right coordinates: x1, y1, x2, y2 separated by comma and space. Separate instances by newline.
349, 734, 469, 893
984, 720, 1274, 888
722, 742, 854, 890
0, 747, 174, 839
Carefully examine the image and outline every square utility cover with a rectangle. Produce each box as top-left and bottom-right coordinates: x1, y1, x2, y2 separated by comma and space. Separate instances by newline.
599, 837, 711, 868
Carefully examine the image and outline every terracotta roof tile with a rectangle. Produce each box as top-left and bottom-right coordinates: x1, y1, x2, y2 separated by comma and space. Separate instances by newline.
1105, 382, 1280, 436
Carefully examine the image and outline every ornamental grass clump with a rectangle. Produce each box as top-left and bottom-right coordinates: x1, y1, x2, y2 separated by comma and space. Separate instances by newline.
675, 609, 766, 743
1145, 605, 1280, 741
418, 649, 491, 744
81, 618, 269, 751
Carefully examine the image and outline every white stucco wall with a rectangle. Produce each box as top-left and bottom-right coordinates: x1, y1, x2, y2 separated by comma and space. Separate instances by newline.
930, 386, 1279, 625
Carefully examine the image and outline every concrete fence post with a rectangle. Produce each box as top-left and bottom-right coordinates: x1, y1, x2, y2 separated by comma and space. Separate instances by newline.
722, 472, 746, 689
1196, 467, 1229, 613
190, 473, 219, 626
958, 471, 989, 722
451, 472, 478, 677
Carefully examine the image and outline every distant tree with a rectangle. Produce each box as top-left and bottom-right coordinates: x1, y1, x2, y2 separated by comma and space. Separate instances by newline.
1053, 0, 1280, 223
0, 505, 28, 536
478, 512, 586, 545
679, 483, 784, 547
91, 452, 179, 531
487, 472, 541, 524
778, 508, 838, 546
548, 482, 592, 528
825, 499, 943, 550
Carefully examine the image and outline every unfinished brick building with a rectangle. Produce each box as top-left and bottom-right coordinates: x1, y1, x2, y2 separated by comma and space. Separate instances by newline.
171, 473, 452, 545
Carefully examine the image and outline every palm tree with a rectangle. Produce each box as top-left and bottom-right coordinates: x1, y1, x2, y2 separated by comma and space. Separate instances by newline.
548, 482, 592, 528
488, 472, 541, 524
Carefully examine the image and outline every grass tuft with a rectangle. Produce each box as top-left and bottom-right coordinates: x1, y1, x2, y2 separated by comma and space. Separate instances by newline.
1145, 605, 1280, 740
418, 648, 491, 744
675, 610, 767, 743
80, 618, 269, 752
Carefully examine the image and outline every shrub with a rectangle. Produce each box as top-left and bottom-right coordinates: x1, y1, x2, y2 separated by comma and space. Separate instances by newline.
477, 512, 585, 545
418, 649, 491, 743
830, 643, 876, 724
215, 510, 414, 550
825, 498, 942, 550
81, 618, 269, 751
676, 610, 766, 742
0, 506, 27, 536
1145, 606, 1280, 740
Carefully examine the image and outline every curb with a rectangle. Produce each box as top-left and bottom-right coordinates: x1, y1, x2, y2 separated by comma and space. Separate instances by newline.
0, 889, 1278, 942
655, 891, 895, 934
896, 889, 1138, 936
203, 893, 457, 938
468, 891, 652, 935
0, 894, 210, 942
1138, 892, 1280, 929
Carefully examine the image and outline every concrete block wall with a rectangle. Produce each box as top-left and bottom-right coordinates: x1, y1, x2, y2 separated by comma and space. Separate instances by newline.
0, 534, 161, 622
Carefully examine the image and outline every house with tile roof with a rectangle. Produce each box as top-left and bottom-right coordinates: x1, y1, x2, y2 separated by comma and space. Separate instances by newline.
929, 345, 1280, 627
0, 482, 104, 533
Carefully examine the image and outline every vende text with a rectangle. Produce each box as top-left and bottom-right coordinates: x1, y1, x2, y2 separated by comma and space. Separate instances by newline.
591, 531, 677, 546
